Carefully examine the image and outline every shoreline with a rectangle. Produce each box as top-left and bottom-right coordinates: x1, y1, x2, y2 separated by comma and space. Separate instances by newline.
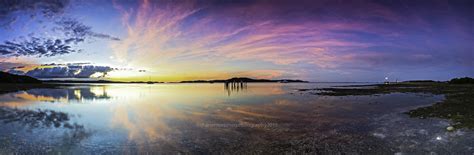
299, 82, 474, 129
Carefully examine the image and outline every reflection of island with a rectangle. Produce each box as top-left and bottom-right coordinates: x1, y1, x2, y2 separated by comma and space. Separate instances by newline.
224, 80, 248, 96
221, 77, 304, 96
16, 87, 111, 101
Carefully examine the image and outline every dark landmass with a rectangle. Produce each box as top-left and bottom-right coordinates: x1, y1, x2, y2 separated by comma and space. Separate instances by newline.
0, 72, 64, 94
449, 77, 474, 84
0, 71, 42, 83
180, 77, 308, 83
301, 77, 474, 129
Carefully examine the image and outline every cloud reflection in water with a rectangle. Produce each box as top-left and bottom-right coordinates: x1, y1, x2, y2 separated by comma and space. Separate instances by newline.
0, 83, 471, 153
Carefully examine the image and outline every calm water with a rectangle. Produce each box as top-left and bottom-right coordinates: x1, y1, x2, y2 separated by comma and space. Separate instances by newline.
0, 83, 473, 154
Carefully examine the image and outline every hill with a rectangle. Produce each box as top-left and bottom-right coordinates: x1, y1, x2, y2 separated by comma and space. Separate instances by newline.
0, 71, 42, 83
180, 77, 308, 83
448, 77, 474, 84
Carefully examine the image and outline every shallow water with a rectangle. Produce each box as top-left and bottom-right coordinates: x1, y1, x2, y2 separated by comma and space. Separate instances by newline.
0, 83, 472, 154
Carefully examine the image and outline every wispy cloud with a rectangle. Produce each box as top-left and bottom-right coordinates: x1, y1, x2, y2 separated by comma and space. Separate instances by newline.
109, 0, 473, 81
55, 18, 120, 43
2, 0, 473, 81
110, 1, 368, 70
108, 0, 382, 81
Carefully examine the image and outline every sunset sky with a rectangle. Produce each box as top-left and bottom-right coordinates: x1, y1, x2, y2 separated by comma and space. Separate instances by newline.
0, 0, 473, 82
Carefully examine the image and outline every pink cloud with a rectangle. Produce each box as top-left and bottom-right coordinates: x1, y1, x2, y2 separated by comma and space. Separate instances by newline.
107, 0, 473, 81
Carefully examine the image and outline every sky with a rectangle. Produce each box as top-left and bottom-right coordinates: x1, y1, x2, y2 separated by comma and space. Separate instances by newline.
0, 0, 473, 82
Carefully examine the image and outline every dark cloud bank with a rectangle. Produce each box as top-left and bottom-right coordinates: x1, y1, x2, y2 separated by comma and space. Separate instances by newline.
9, 63, 115, 79
0, 0, 70, 23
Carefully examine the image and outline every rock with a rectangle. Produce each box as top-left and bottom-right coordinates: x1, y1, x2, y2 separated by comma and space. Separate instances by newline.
446, 126, 454, 131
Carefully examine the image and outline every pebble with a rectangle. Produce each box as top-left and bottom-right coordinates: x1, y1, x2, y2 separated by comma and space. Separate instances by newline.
446, 126, 454, 131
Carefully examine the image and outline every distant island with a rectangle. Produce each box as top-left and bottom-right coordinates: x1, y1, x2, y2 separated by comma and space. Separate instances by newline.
42, 77, 308, 84
0, 72, 307, 84
179, 77, 308, 83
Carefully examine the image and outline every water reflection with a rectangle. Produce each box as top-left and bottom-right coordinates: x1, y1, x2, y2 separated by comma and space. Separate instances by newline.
224, 81, 248, 96
0, 107, 82, 129
12, 86, 110, 102
0, 83, 472, 154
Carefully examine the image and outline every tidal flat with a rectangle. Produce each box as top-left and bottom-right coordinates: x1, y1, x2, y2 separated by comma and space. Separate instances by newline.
0, 83, 473, 154
305, 82, 474, 129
